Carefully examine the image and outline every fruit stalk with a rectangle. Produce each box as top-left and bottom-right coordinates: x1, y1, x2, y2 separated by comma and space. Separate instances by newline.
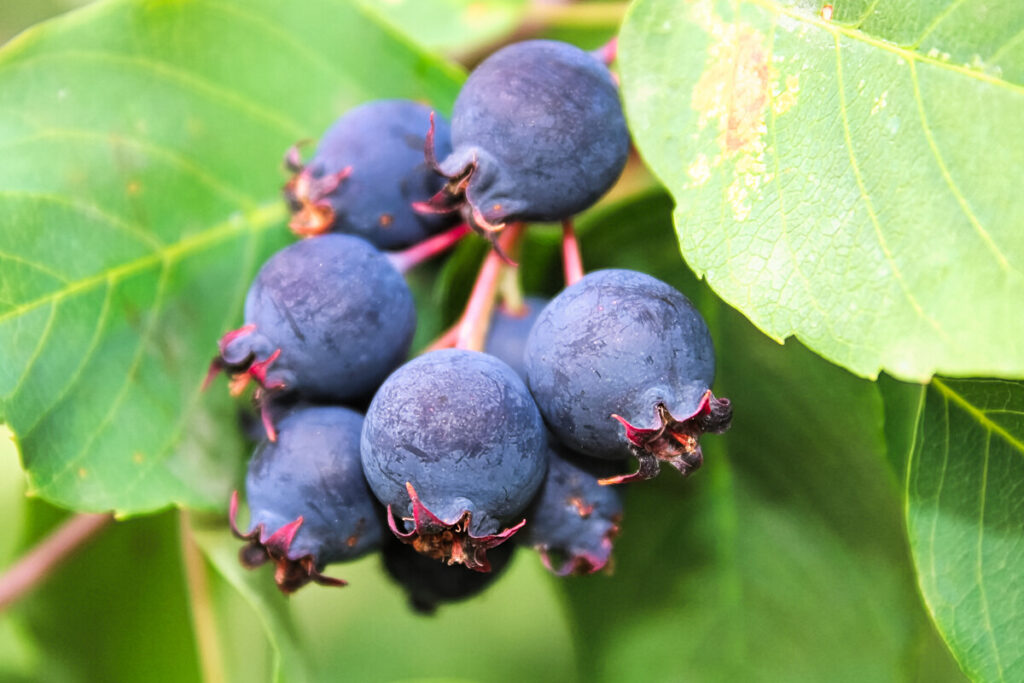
454, 223, 525, 352
562, 219, 584, 286
386, 223, 472, 273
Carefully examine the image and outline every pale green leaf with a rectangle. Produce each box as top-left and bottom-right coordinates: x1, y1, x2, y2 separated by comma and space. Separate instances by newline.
906, 378, 1024, 682
619, 0, 1024, 381
0, 0, 462, 515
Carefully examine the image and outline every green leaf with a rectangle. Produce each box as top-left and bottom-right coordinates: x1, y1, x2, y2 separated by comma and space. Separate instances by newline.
905, 378, 1024, 682
192, 518, 312, 683
0, 0, 462, 515
559, 191, 964, 681
355, 0, 528, 55
618, 0, 1024, 381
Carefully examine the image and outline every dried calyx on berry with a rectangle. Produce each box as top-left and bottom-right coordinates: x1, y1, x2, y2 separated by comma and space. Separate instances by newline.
524, 441, 623, 575
525, 269, 732, 484
231, 405, 384, 594
283, 99, 457, 248
381, 531, 516, 614
361, 350, 547, 571
416, 40, 629, 236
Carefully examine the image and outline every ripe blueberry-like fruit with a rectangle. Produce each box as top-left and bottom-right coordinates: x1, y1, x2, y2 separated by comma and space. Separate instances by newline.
209, 234, 416, 435
483, 296, 548, 381
284, 99, 456, 247
360, 349, 547, 571
524, 269, 732, 484
382, 536, 515, 614
420, 40, 629, 232
230, 405, 384, 593
524, 442, 622, 575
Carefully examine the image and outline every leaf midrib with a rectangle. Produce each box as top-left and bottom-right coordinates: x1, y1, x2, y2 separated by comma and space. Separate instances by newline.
932, 378, 1024, 457
0, 201, 286, 326
746, 0, 1024, 96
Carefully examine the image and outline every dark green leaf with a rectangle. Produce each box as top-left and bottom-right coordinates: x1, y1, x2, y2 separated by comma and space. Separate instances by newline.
619, 0, 1024, 381
0, 0, 462, 515
906, 378, 1024, 682
559, 192, 964, 682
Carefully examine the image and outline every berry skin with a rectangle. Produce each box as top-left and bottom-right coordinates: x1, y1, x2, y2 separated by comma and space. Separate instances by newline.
284, 99, 456, 247
230, 405, 385, 593
360, 349, 547, 571
524, 441, 622, 575
420, 40, 629, 233
483, 296, 548, 381
209, 234, 416, 436
381, 536, 515, 614
524, 269, 732, 484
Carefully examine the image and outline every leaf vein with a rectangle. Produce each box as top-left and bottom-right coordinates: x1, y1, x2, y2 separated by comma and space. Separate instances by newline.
0, 50, 307, 139
0, 251, 70, 284
43, 263, 172, 493
908, 0, 969, 49
2, 301, 57, 403
0, 202, 285, 327
832, 36, 957, 350
746, 0, 1024, 93
908, 60, 1015, 275
933, 378, 1024, 456
0, 188, 161, 253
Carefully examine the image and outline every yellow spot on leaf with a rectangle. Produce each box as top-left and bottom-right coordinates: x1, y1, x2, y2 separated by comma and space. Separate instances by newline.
688, 1, 798, 220
871, 90, 888, 115
78, 468, 88, 479
133, 452, 145, 464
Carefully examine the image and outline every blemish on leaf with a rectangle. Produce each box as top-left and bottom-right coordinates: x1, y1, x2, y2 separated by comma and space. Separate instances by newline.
133, 452, 145, 464
127, 180, 142, 195
78, 468, 88, 479
688, 1, 799, 220
871, 90, 888, 115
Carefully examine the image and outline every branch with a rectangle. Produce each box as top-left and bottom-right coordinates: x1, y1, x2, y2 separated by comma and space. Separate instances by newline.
0, 512, 113, 612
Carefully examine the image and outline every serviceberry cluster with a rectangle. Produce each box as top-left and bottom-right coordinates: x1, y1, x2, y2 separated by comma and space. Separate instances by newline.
209, 39, 732, 610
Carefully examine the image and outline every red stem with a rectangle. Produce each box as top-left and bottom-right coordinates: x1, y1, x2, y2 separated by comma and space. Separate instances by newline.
454, 224, 526, 352
386, 223, 472, 273
595, 36, 618, 66
0, 512, 114, 612
562, 219, 584, 286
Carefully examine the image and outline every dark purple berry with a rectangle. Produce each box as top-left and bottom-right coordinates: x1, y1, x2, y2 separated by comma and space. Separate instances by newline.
483, 296, 548, 381
420, 40, 629, 233
524, 442, 622, 575
284, 99, 455, 247
360, 349, 547, 571
209, 234, 416, 436
524, 269, 732, 484
230, 405, 384, 593
381, 536, 515, 614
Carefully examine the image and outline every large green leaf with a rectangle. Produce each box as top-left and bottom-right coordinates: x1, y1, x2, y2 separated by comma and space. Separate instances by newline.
618, 0, 1024, 381
559, 192, 963, 681
0, 0, 462, 515
904, 378, 1024, 682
